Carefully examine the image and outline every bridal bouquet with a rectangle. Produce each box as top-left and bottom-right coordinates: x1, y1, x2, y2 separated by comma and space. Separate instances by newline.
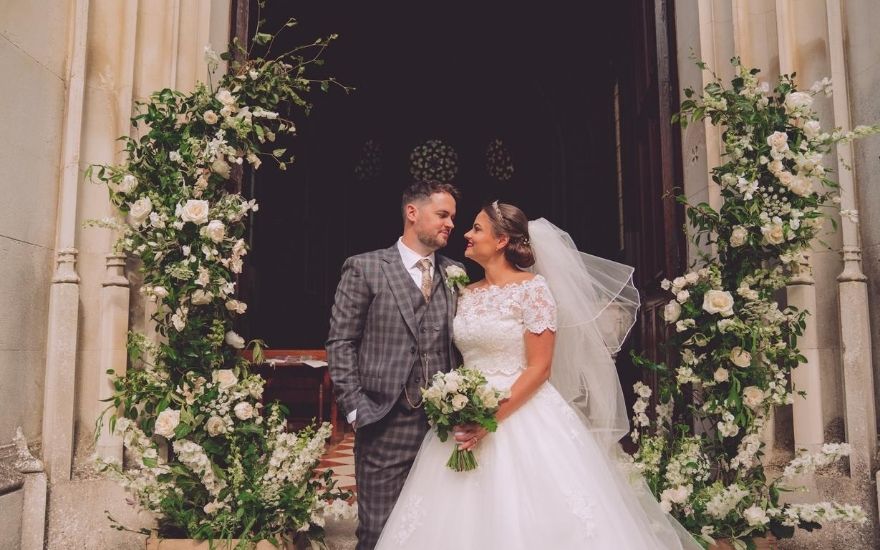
421, 368, 508, 471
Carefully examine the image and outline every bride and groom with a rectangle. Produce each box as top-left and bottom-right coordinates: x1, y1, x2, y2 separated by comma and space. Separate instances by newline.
326, 181, 699, 549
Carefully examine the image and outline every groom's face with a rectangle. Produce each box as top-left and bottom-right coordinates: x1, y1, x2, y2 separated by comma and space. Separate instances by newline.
412, 192, 457, 251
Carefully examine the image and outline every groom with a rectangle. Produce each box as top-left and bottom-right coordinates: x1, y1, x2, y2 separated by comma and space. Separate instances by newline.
326, 180, 463, 550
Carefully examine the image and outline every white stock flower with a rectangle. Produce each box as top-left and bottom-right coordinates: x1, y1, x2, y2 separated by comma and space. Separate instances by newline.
803, 120, 821, 140
234, 401, 254, 420
634, 381, 652, 399
702, 290, 735, 317
128, 197, 153, 226
211, 158, 231, 179
744, 505, 771, 526
663, 300, 682, 323
205, 416, 226, 437
152, 286, 169, 299
784, 92, 813, 114
730, 347, 752, 368
743, 386, 765, 409
201, 220, 226, 243
154, 409, 180, 438
767, 131, 789, 151
213, 369, 238, 390
179, 199, 210, 225
225, 330, 245, 349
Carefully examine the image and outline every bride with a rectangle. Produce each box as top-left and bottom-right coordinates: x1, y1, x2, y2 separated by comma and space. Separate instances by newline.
375, 201, 700, 549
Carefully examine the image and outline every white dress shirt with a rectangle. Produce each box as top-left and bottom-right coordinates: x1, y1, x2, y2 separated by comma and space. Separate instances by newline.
347, 238, 436, 425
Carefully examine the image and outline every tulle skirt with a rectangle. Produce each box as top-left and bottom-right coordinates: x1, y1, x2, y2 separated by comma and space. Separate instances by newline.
376, 375, 696, 550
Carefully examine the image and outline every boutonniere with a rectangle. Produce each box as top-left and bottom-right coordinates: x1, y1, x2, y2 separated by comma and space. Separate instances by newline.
444, 265, 470, 292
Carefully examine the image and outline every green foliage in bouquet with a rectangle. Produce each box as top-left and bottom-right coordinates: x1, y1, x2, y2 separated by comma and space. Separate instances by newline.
627, 58, 878, 548
88, 13, 354, 547
422, 368, 508, 471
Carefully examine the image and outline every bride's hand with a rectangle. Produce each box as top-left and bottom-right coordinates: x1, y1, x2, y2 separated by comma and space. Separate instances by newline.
453, 423, 488, 451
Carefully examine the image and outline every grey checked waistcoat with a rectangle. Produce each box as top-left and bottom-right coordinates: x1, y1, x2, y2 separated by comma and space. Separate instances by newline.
399, 269, 451, 408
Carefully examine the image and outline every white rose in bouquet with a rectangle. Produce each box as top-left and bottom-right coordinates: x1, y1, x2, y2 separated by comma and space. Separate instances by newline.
713, 367, 730, 383
729, 347, 752, 368
730, 226, 748, 247
179, 199, 210, 225
225, 330, 245, 349
128, 197, 153, 226
451, 394, 469, 411
234, 401, 254, 420
192, 290, 213, 305
784, 91, 813, 114
788, 176, 814, 197
761, 223, 786, 245
702, 290, 735, 316
213, 369, 238, 390
743, 386, 765, 409
803, 119, 821, 140
767, 131, 789, 151
203, 220, 226, 243
743, 505, 770, 526
676, 290, 690, 304
117, 174, 138, 194
663, 300, 682, 323
203, 110, 218, 124
215, 88, 236, 106
154, 409, 181, 438
205, 416, 226, 437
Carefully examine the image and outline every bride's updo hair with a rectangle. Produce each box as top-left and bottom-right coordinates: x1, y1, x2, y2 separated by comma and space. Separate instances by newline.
483, 201, 535, 268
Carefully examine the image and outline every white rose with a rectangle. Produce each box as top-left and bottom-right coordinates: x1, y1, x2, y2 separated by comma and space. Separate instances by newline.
788, 176, 813, 197
191, 289, 213, 305
203, 110, 219, 124
215, 88, 236, 106
777, 171, 794, 186
234, 401, 254, 420
128, 197, 153, 226
803, 120, 821, 140
784, 92, 813, 114
451, 394, 469, 411
743, 505, 770, 526
445, 265, 467, 279
154, 409, 180, 438
206, 416, 226, 437
730, 347, 752, 368
225, 330, 245, 349
663, 300, 682, 323
213, 369, 238, 390
767, 131, 789, 151
672, 276, 686, 290
118, 174, 138, 194
203, 219, 226, 243
768, 160, 783, 174
761, 223, 785, 245
702, 290, 735, 317
713, 367, 729, 383
152, 286, 169, 299
225, 299, 247, 314
684, 272, 699, 285
211, 158, 231, 180
676, 290, 690, 304
729, 226, 748, 248
179, 199, 210, 225
743, 386, 765, 409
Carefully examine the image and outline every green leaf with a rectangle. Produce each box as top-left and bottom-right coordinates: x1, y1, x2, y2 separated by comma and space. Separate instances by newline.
254, 32, 272, 45
272, 148, 287, 157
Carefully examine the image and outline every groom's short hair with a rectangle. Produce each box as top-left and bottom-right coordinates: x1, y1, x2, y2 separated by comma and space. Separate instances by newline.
401, 180, 461, 218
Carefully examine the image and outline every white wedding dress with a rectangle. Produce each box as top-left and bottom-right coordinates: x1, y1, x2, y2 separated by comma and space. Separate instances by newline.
375, 275, 695, 549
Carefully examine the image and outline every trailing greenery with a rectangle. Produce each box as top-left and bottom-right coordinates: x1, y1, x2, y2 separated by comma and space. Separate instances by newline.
626, 59, 878, 549
89, 16, 354, 548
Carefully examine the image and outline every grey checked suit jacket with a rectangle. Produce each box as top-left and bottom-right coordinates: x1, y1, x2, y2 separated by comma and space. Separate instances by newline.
326, 244, 463, 429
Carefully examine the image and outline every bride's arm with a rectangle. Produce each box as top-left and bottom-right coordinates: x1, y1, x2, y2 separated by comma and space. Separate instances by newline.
495, 329, 555, 423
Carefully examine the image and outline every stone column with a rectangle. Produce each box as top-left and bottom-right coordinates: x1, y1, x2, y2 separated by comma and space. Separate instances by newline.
14, 428, 46, 550
826, 0, 877, 479
41, 0, 90, 482
94, 255, 130, 463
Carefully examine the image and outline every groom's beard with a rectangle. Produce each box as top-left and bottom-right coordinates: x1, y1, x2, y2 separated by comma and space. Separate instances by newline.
417, 228, 450, 251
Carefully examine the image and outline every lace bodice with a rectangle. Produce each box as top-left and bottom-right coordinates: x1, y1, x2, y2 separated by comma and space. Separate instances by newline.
453, 275, 557, 376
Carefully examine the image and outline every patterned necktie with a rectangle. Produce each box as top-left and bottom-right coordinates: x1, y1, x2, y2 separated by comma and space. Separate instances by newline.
416, 258, 433, 302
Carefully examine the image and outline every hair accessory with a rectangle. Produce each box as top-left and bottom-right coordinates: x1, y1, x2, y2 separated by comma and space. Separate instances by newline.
491, 200, 502, 219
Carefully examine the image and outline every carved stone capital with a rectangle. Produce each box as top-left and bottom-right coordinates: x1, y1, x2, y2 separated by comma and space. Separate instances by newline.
52, 248, 80, 284
838, 245, 868, 283
102, 254, 130, 288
